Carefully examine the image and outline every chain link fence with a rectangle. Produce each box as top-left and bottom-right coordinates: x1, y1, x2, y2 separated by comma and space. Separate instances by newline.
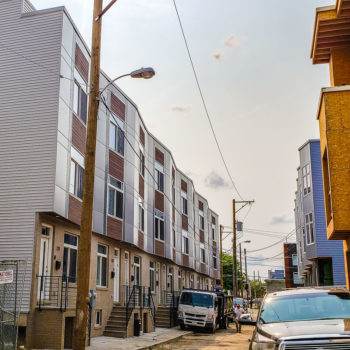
0, 260, 27, 350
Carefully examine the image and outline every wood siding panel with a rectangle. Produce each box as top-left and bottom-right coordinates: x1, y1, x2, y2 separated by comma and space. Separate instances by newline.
182, 254, 189, 267
199, 201, 204, 211
68, 195, 82, 225
107, 216, 122, 241
109, 149, 124, 181
111, 93, 125, 121
182, 215, 188, 231
154, 191, 164, 212
139, 175, 144, 199
75, 44, 89, 82
155, 148, 164, 165
139, 126, 145, 146
200, 230, 204, 243
72, 115, 86, 155
138, 231, 144, 250
181, 180, 187, 193
155, 240, 164, 257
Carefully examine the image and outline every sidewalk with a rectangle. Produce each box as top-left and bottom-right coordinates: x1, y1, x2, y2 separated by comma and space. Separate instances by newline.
87, 327, 192, 350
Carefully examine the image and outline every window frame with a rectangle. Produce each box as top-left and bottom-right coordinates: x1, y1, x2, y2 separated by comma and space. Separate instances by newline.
199, 210, 205, 230
155, 162, 164, 192
70, 147, 85, 200
139, 145, 145, 177
107, 176, 124, 220
302, 164, 311, 196
182, 230, 189, 255
73, 68, 88, 124
150, 261, 155, 292
138, 197, 145, 232
109, 115, 125, 156
63, 233, 78, 284
154, 209, 165, 241
305, 212, 315, 245
96, 244, 108, 288
212, 224, 216, 240
94, 309, 102, 327
200, 243, 205, 263
181, 191, 188, 215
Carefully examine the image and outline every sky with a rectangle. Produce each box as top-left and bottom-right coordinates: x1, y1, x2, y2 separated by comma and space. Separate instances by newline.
32, 0, 332, 280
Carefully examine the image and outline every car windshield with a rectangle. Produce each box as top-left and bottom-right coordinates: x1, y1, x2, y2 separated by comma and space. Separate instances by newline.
180, 292, 214, 308
259, 293, 350, 324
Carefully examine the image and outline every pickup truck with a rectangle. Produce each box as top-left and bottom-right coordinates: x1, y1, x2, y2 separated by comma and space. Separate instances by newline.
177, 289, 234, 333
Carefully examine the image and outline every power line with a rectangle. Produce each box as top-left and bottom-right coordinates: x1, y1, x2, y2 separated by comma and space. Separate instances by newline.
171, 0, 243, 201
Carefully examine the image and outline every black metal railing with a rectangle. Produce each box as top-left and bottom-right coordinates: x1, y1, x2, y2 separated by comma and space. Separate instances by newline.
149, 289, 156, 325
37, 275, 77, 312
160, 290, 180, 327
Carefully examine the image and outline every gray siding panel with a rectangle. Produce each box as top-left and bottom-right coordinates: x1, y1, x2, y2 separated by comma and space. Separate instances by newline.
0, 0, 63, 312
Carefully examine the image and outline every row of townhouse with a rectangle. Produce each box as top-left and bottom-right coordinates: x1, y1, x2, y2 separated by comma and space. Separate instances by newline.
0, 0, 220, 348
310, 0, 350, 290
294, 140, 345, 286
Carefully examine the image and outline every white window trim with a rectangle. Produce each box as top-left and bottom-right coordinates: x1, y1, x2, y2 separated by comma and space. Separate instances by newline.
138, 197, 145, 232
182, 230, 189, 255
63, 233, 78, 283
154, 210, 165, 241
94, 309, 102, 327
97, 244, 108, 288
109, 115, 125, 156
305, 212, 315, 245
107, 176, 124, 219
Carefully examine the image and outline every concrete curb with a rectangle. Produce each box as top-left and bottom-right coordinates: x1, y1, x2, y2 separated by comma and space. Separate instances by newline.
138, 330, 193, 350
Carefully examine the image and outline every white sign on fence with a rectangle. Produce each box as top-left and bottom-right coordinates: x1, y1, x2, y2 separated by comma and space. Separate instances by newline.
0, 270, 13, 284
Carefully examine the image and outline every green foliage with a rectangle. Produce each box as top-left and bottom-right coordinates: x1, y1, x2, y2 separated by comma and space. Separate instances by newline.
250, 280, 266, 298
222, 253, 246, 294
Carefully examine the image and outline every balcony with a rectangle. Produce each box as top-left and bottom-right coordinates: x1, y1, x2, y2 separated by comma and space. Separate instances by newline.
317, 86, 350, 240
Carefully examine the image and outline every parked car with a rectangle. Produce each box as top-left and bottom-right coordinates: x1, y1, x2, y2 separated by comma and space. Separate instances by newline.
240, 287, 350, 350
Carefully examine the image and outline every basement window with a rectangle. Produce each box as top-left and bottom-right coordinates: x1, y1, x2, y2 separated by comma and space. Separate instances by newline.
95, 309, 102, 326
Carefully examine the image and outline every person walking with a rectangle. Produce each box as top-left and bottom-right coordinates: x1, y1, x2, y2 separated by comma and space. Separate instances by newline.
235, 304, 244, 333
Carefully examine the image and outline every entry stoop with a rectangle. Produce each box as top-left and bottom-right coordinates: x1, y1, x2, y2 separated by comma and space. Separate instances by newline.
155, 306, 172, 328
104, 306, 127, 338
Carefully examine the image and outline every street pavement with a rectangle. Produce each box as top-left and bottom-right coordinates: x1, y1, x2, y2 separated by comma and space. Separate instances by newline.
152, 324, 254, 350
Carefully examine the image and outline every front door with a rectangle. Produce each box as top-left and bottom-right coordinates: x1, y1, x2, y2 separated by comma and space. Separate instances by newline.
113, 249, 120, 303
38, 225, 52, 301
124, 251, 129, 304
134, 256, 141, 286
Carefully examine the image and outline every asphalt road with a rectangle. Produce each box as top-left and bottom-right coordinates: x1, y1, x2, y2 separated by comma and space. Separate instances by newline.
154, 324, 254, 350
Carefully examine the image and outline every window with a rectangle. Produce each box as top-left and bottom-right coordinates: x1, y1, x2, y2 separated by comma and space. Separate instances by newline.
182, 230, 189, 254
155, 162, 164, 192
109, 116, 124, 156
200, 243, 205, 263
305, 213, 314, 244
212, 224, 215, 240
95, 310, 102, 326
293, 272, 302, 285
172, 185, 175, 205
292, 254, 298, 266
134, 256, 141, 286
150, 261, 155, 292
197, 276, 200, 289
199, 210, 205, 230
139, 146, 145, 177
155, 209, 164, 241
41, 226, 50, 236
63, 233, 78, 283
70, 147, 85, 199
73, 68, 88, 124
302, 164, 311, 195
108, 176, 124, 219
139, 197, 144, 232
97, 244, 108, 287
178, 270, 182, 290
213, 253, 217, 269
173, 228, 176, 248
181, 191, 188, 215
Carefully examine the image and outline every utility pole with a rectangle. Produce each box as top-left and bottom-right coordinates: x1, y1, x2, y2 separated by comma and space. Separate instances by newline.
232, 200, 237, 296
73, 1, 117, 349
239, 243, 243, 297
253, 270, 256, 300
220, 225, 224, 288
244, 248, 248, 298
232, 199, 254, 297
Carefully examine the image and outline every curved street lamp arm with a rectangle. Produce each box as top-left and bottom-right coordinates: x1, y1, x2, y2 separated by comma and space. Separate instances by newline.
99, 73, 131, 97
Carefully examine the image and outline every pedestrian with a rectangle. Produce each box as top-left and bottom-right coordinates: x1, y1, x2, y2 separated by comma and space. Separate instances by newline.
235, 304, 243, 333
249, 298, 253, 309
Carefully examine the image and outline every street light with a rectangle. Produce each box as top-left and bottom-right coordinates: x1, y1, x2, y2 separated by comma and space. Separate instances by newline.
99, 67, 155, 96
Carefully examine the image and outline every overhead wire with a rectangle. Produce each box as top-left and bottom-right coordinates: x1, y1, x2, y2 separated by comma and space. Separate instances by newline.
171, 0, 244, 201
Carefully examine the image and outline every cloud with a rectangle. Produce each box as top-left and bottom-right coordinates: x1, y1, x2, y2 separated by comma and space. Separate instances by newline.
224, 35, 241, 48
204, 171, 230, 189
270, 215, 294, 225
171, 106, 190, 113
212, 52, 222, 60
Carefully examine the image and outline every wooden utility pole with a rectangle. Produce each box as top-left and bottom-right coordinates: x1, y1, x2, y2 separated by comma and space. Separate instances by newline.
244, 248, 248, 298
220, 224, 224, 288
239, 243, 243, 297
73, 1, 117, 348
232, 199, 237, 296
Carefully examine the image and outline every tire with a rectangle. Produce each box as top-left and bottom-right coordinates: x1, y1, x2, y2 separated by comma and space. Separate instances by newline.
211, 322, 216, 334
180, 324, 186, 330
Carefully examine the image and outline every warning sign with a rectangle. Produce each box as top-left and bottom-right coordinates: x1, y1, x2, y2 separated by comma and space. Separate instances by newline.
0, 270, 13, 284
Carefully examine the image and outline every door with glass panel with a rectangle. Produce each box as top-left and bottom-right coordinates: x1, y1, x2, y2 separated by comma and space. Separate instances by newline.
113, 249, 120, 303
123, 251, 130, 304
134, 256, 141, 286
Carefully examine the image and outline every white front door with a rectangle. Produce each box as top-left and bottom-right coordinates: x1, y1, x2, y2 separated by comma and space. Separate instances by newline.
123, 251, 130, 304
37, 225, 52, 301
113, 249, 120, 303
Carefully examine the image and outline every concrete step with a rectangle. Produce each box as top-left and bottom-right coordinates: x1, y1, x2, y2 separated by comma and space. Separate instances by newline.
106, 321, 126, 329
103, 330, 127, 338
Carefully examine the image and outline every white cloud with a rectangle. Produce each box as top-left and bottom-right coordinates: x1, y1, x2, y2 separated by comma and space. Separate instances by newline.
205, 171, 230, 189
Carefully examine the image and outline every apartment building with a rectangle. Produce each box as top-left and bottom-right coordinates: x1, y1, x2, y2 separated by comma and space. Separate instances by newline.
0, 1, 220, 348
294, 140, 345, 286
283, 243, 303, 288
311, 0, 350, 290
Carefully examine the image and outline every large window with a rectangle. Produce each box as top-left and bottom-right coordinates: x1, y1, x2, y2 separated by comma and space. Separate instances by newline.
213, 253, 217, 269
139, 146, 145, 177
154, 209, 164, 241
63, 233, 78, 283
155, 162, 164, 192
199, 210, 205, 230
108, 176, 123, 219
302, 164, 311, 195
150, 261, 155, 292
200, 243, 205, 263
181, 191, 188, 215
305, 213, 314, 245
109, 116, 124, 156
97, 244, 108, 287
139, 198, 144, 232
212, 224, 216, 240
70, 147, 85, 199
73, 68, 88, 124
173, 228, 176, 248
182, 230, 189, 254
292, 254, 298, 266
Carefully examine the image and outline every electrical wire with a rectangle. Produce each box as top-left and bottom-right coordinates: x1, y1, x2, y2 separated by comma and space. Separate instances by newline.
171, 0, 244, 201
